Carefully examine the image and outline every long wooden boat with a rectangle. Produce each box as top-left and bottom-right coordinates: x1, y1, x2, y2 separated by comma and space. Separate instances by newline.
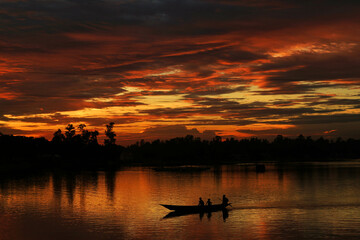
161, 203, 228, 213
163, 208, 229, 219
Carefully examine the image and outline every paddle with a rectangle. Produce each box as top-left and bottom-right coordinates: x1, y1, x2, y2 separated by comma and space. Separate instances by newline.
218, 198, 232, 207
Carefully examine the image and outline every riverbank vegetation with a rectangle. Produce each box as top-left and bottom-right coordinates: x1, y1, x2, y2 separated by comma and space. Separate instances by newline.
1, 123, 360, 171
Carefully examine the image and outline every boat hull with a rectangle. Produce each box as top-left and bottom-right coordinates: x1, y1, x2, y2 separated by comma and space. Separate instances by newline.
161, 204, 227, 213
163, 208, 229, 219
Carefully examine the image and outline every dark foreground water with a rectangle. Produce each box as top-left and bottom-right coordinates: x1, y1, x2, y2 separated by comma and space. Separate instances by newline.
1, 162, 360, 240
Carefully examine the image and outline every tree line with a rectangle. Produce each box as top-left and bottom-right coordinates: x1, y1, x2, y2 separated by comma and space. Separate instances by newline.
1, 123, 360, 171
126, 134, 360, 165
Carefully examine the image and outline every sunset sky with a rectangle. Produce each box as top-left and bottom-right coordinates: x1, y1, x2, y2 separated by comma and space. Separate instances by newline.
1, 0, 360, 145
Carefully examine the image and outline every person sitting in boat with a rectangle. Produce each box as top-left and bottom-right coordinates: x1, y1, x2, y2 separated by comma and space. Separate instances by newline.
222, 195, 229, 206
206, 199, 212, 206
198, 197, 204, 207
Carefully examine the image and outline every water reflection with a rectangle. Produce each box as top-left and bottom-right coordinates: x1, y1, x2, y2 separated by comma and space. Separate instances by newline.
65, 172, 76, 205
0, 163, 360, 239
105, 170, 116, 201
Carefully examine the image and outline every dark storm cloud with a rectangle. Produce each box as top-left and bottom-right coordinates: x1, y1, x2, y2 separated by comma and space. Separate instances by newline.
254, 46, 360, 89
306, 98, 360, 107
77, 43, 266, 85
139, 97, 339, 121
224, 107, 337, 119
0, 90, 142, 116
251, 82, 333, 95
289, 113, 360, 125
138, 107, 196, 118
252, 113, 360, 127
192, 97, 338, 116
184, 86, 248, 98
269, 94, 360, 109
1, 0, 357, 44
136, 90, 180, 96
0, 98, 86, 116
2, 73, 124, 98
189, 119, 256, 126
10, 113, 138, 126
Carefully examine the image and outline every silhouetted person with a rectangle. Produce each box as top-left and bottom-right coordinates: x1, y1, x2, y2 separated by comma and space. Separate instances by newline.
206, 198, 212, 206
222, 194, 229, 206
198, 197, 204, 207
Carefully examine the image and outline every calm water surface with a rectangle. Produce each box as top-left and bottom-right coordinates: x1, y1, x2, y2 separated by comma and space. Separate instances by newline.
1, 162, 360, 239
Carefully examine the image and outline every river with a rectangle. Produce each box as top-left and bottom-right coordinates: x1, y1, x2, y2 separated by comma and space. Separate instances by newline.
1, 161, 360, 239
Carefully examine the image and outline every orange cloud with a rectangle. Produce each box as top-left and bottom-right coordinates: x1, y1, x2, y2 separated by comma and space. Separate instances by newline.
0, 0, 359, 143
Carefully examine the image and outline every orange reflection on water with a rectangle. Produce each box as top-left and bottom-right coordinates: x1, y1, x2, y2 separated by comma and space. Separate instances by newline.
2, 164, 360, 239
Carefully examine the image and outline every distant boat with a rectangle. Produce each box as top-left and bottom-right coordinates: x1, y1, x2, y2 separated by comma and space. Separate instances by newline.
256, 164, 266, 172
160, 203, 229, 213
152, 166, 210, 172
